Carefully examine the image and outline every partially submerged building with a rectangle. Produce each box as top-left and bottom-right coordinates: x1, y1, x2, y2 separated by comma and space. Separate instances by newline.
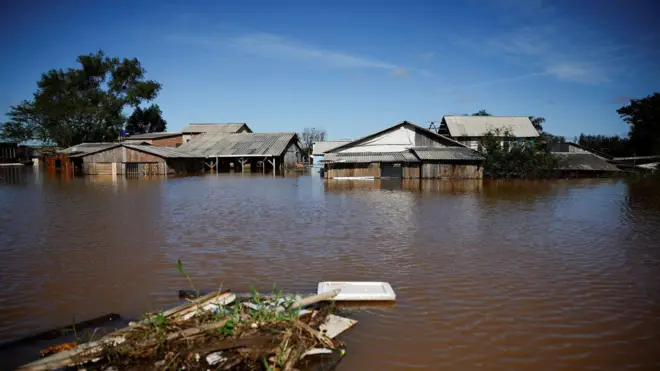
122, 132, 184, 147
52, 143, 204, 176
311, 141, 352, 167
181, 123, 252, 143
435, 116, 540, 150
322, 121, 484, 179
178, 132, 303, 174
551, 142, 621, 177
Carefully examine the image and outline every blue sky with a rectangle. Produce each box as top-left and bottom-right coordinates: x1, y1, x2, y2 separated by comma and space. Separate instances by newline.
1, 0, 659, 140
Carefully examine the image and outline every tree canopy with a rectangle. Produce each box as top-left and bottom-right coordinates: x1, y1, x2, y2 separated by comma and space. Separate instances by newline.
471, 109, 492, 116
617, 93, 660, 156
577, 134, 631, 157
125, 104, 167, 135
299, 127, 327, 155
0, 50, 161, 147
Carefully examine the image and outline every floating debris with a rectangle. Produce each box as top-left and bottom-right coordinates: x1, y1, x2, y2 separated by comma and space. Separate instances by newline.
20, 289, 357, 371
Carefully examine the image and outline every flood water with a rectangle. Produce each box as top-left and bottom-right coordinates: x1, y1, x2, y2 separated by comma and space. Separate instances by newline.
2, 167, 660, 370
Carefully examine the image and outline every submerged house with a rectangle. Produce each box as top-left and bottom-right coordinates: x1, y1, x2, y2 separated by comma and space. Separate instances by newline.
122, 132, 184, 147
551, 142, 621, 177
436, 116, 540, 150
53, 143, 204, 176
178, 132, 303, 174
181, 123, 252, 143
0, 141, 19, 163
322, 121, 484, 179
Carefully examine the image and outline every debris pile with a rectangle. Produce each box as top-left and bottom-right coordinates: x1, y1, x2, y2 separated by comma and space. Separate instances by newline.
20, 289, 356, 371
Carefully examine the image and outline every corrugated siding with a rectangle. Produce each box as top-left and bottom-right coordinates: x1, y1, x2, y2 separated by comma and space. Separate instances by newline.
323, 151, 419, 163
412, 147, 484, 161
442, 116, 539, 138
553, 153, 620, 172
403, 165, 420, 179
181, 123, 249, 134
123, 144, 200, 158
178, 133, 298, 157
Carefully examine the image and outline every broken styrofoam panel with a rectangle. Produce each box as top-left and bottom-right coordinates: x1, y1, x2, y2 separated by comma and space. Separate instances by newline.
300, 348, 333, 359
181, 293, 236, 321
319, 315, 357, 339
317, 281, 396, 301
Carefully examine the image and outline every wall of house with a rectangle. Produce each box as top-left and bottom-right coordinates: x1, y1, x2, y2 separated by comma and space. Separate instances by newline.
421, 163, 483, 179
152, 136, 184, 147
0, 143, 18, 163
81, 146, 166, 164
403, 164, 420, 178
44, 153, 75, 175
283, 141, 303, 170
325, 163, 380, 178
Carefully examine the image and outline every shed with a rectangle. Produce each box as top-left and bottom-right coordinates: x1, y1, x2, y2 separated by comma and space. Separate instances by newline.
323, 121, 484, 179
60, 143, 204, 176
123, 132, 184, 147
181, 123, 252, 143
551, 143, 621, 177
437, 116, 540, 150
178, 132, 303, 174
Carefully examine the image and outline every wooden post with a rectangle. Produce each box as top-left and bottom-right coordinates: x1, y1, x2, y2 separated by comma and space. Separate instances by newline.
216, 156, 218, 172
273, 157, 277, 176
263, 157, 266, 175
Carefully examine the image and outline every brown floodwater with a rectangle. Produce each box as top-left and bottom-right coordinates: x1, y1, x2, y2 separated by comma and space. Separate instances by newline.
1, 167, 660, 370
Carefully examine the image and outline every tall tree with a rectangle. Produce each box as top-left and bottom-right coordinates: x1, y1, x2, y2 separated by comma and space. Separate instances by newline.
0, 50, 161, 147
472, 109, 492, 116
299, 127, 327, 154
578, 134, 631, 157
125, 104, 167, 135
617, 93, 660, 156
529, 116, 546, 132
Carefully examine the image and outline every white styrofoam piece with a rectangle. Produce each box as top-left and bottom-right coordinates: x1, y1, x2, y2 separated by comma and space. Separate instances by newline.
319, 314, 357, 339
300, 348, 333, 359
317, 281, 396, 301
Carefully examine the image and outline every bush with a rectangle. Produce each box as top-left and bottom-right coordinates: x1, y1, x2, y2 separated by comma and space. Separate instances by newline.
480, 128, 560, 179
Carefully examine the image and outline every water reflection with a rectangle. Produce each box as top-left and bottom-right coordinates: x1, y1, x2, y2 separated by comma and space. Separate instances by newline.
1, 172, 660, 370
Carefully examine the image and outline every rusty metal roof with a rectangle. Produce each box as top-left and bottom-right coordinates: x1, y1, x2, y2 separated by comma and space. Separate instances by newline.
179, 133, 299, 157
442, 116, 539, 138
412, 147, 484, 161
322, 151, 419, 163
181, 123, 251, 134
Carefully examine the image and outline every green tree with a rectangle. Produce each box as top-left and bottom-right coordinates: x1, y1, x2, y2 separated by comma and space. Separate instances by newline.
125, 104, 167, 135
480, 128, 559, 179
577, 134, 631, 157
0, 50, 161, 147
617, 93, 660, 156
529, 116, 546, 132
472, 109, 492, 116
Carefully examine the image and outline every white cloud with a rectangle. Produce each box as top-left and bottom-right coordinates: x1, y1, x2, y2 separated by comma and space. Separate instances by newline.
449, 3, 636, 86
171, 32, 431, 77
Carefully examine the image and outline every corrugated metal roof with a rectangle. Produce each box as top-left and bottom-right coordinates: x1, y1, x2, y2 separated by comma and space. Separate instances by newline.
312, 141, 352, 155
322, 151, 419, 163
412, 147, 484, 161
59, 143, 118, 155
181, 123, 250, 134
123, 144, 203, 158
124, 132, 181, 140
179, 133, 299, 157
553, 153, 620, 172
442, 116, 539, 138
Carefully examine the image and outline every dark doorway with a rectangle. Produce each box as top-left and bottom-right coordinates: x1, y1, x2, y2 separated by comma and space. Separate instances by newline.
380, 163, 402, 178
54, 159, 62, 170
